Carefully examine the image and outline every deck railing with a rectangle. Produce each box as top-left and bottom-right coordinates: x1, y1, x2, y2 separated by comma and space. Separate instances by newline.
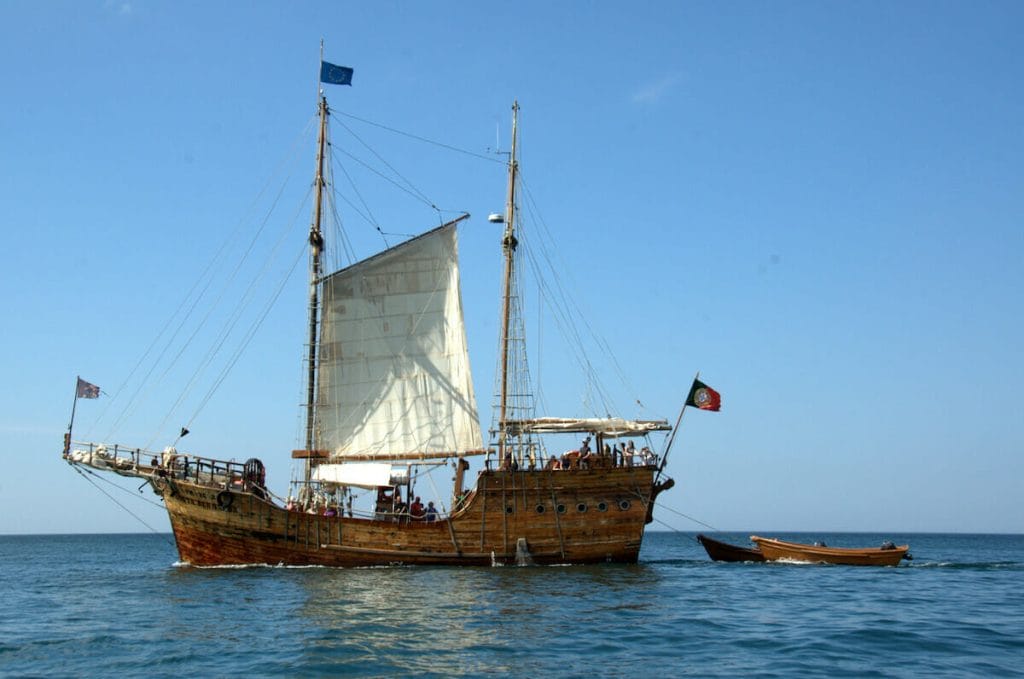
66, 440, 255, 490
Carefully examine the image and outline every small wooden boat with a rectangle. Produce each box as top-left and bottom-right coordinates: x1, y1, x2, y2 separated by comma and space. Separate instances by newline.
750, 536, 910, 566
697, 534, 765, 562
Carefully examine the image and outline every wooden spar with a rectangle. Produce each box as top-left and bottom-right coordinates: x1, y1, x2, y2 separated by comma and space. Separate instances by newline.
304, 95, 329, 484
497, 101, 520, 458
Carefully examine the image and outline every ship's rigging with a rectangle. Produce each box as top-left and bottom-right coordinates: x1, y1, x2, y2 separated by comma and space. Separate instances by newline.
79, 92, 668, 500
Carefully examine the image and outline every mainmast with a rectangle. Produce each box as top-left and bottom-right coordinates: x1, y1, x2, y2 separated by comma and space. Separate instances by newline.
497, 101, 519, 456
304, 95, 329, 481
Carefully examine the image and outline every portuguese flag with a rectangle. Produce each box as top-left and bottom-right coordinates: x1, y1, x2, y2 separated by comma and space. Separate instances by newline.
686, 379, 721, 411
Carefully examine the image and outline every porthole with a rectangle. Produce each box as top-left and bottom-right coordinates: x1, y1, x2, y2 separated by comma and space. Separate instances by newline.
556, 504, 567, 514
505, 505, 514, 514
618, 499, 631, 511
576, 503, 588, 513
597, 502, 608, 512
535, 504, 546, 514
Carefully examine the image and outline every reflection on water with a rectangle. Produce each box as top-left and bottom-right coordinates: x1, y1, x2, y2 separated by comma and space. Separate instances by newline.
292, 562, 667, 674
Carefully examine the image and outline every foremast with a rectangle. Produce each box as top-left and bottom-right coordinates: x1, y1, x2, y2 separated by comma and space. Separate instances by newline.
303, 95, 329, 484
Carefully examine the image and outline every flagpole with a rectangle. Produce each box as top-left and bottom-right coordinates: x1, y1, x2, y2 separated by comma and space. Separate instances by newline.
65, 377, 81, 458
656, 371, 700, 480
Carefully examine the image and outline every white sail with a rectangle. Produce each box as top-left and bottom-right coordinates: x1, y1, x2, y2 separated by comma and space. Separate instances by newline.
316, 222, 483, 459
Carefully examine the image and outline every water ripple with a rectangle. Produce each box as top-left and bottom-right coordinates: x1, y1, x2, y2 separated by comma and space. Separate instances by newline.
1, 533, 1023, 677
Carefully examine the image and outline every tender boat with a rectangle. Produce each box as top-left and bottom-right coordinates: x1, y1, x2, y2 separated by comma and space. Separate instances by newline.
696, 534, 765, 562
750, 536, 910, 566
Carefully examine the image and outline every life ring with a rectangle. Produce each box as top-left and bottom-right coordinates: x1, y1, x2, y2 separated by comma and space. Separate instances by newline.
216, 490, 234, 510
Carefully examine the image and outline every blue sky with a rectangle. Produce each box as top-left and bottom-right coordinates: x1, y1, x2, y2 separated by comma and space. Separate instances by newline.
1, 1, 1021, 535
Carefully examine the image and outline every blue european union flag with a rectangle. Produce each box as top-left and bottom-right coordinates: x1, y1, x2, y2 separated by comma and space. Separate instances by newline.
320, 61, 354, 86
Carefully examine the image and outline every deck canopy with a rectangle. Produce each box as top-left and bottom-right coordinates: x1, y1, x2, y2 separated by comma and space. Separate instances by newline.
503, 417, 671, 438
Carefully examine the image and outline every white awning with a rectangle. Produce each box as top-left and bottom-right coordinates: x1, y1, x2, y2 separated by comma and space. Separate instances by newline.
503, 417, 672, 437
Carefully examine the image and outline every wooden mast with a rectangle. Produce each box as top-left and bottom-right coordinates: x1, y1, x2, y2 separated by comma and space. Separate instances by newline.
303, 95, 329, 484
497, 101, 519, 459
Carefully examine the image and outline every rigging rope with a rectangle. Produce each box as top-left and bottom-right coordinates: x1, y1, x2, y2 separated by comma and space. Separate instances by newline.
181, 240, 308, 434
70, 465, 175, 545
333, 110, 503, 164
650, 499, 721, 532
144, 184, 312, 448
334, 119, 437, 209
510, 171, 653, 421
93, 116, 318, 443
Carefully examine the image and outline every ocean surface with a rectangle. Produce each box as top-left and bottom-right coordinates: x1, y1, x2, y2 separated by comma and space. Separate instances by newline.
1, 532, 1022, 677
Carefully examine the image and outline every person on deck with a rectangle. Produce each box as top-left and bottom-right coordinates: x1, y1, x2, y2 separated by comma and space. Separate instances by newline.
562, 450, 581, 470
425, 501, 438, 522
410, 496, 425, 519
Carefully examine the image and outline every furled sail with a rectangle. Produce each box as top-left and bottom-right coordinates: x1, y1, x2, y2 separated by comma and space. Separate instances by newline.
316, 220, 484, 460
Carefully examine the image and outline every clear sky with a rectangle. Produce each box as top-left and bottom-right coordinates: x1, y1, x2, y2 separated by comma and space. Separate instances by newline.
2, 1, 1021, 535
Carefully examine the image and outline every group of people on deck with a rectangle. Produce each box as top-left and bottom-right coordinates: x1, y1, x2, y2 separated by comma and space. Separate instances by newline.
546, 436, 657, 471
375, 487, 439, 522
394, 493, 439, 522
284, 488, 440, 522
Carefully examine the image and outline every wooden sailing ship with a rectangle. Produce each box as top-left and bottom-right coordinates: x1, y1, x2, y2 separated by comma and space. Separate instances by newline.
63, 67, 678, 567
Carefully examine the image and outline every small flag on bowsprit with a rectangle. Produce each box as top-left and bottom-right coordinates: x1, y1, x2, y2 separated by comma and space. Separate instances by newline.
76, 377, 100, 399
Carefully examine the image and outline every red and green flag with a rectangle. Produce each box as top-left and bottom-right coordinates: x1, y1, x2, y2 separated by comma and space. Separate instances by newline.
686, 379, 721, 411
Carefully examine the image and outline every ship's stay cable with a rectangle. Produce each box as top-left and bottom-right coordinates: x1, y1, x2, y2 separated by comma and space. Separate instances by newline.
520, 234, 613, 415
334, 109, 503, 164
334, 118, 436, 209
515, 175, 614, 415
70, 465, 175, 545
332, 151, 390, 250
181, 240, 308, 437
521, 176, 622, 402
322, 137, 357, 269
334, 146, 437, 215
517, 171, 649, 419
143, 180, 312, 448
645, 495, 721, 532
516, 201, 615, 416
95, 115, 318, 443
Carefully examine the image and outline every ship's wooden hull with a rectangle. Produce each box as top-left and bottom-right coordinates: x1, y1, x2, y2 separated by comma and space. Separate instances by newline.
157, 467, 663, 567
750, 536, 909, 566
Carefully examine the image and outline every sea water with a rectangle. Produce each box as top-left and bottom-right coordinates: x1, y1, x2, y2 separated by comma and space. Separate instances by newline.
1, 532, 1021, 677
